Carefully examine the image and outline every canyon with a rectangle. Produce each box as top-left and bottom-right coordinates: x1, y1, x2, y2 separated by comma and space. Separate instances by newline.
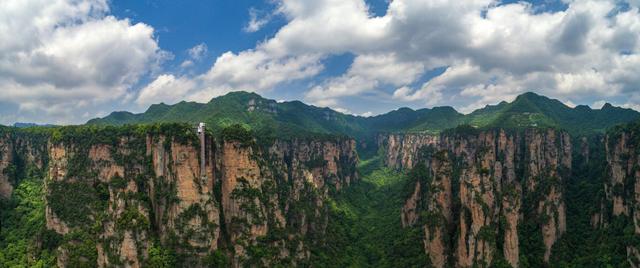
2, 92, 640, 267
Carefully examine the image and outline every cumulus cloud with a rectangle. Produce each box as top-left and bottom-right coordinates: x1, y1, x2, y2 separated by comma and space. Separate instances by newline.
200, 51, 323, 93
136, 74, 196, 106
157, 0, 638, 112
9, 0, 640, 123
306, 53, 424, 106
142, 51, 324, 105
0, 0, 163, 124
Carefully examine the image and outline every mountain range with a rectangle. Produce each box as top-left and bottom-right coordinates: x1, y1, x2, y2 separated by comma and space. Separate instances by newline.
88, 91, 640, 137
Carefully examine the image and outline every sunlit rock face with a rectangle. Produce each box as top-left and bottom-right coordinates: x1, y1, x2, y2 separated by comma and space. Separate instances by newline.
390, 129, 571, 268
38, 127, 357, 267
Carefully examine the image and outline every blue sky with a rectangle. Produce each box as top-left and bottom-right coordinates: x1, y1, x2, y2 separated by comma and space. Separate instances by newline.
1, 0, 640, 124
110, 0, 285, 73
107, 0, 394, 110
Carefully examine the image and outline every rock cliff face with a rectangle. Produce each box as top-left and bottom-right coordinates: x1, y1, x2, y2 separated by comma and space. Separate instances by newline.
46, 134, 220, 268
378, 133, 438, 170
391, 129, 571, 267
38, 126, 357, 267
601, 129, 640, 267
0, 130, 48, 199
220, 139, 358, 265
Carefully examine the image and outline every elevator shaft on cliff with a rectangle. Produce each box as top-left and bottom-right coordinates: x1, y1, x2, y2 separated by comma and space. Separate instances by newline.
197, 122, 206, 179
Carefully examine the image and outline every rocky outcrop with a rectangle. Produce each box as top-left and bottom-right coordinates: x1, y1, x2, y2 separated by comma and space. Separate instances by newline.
602, 128, 640, 267
219, 141, 267, 263
220, 138, 358, 266
36, 125, 358, 267
0, 130, 48, 199
604, 132, 635, 217
44, 136, 200, 267
378, 133, 438, 170
0, 137, 14, 198
393, 128, 571, 267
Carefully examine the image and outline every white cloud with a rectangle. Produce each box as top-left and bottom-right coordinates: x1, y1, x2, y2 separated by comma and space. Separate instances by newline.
592, 100, 608, 109
180, 60, 194, 68
200, 51, 323, 93
306, 53, 423, 106
136, 74, 195, 106
180, 43, 208, 69
360, 111, 374, 117
244, 8, 271, 33
181, 0, 640, 112
0, 0, 163, 124
7, 0, 637, 122
563, 100, 577, 108
392, 85, 443, 106
622, 103, 640, 111
138, 51, 324, 105
188, 43, 208, 60
332, 107, 352, 115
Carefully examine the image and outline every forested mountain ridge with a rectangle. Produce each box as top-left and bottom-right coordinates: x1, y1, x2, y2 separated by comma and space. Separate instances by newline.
88, 91, 640, 137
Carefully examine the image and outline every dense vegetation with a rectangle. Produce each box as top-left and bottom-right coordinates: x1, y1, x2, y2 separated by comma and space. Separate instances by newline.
464, 93, 640, 135
0, 175, 58, 267
550, 135, 629, 267
311, 156, 428, 267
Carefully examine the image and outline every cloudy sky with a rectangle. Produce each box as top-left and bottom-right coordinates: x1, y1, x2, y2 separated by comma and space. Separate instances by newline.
1, 0, 640, 125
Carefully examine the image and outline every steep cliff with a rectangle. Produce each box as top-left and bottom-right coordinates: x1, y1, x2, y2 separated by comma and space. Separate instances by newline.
218, 135, 358, 266
393, 128, 571, 267
378, 133, 438, 170
0, 128, 48, 199
45, 126, 219, 267
600, 123, 640, 267
35, 124, 358, 267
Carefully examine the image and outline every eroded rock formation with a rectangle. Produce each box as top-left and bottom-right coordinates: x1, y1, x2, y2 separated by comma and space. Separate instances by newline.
0, 130, 48, 199
392, 129, 571, 268
39, 127, 357, 267
601, 128, 640, 267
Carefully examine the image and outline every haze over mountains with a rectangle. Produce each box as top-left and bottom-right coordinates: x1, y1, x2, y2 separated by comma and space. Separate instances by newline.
88, 91, 640, 137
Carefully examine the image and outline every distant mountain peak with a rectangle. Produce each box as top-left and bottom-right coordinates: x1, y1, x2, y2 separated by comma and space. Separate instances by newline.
516, 91, 542, 99
431, 106, 461, 115
146, 103, 171, 112
395, 107, 415, 112
109, 111, 134, 117
574, 105, 592, 111
210, 91, 265, 102
602, 103, 615, 110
